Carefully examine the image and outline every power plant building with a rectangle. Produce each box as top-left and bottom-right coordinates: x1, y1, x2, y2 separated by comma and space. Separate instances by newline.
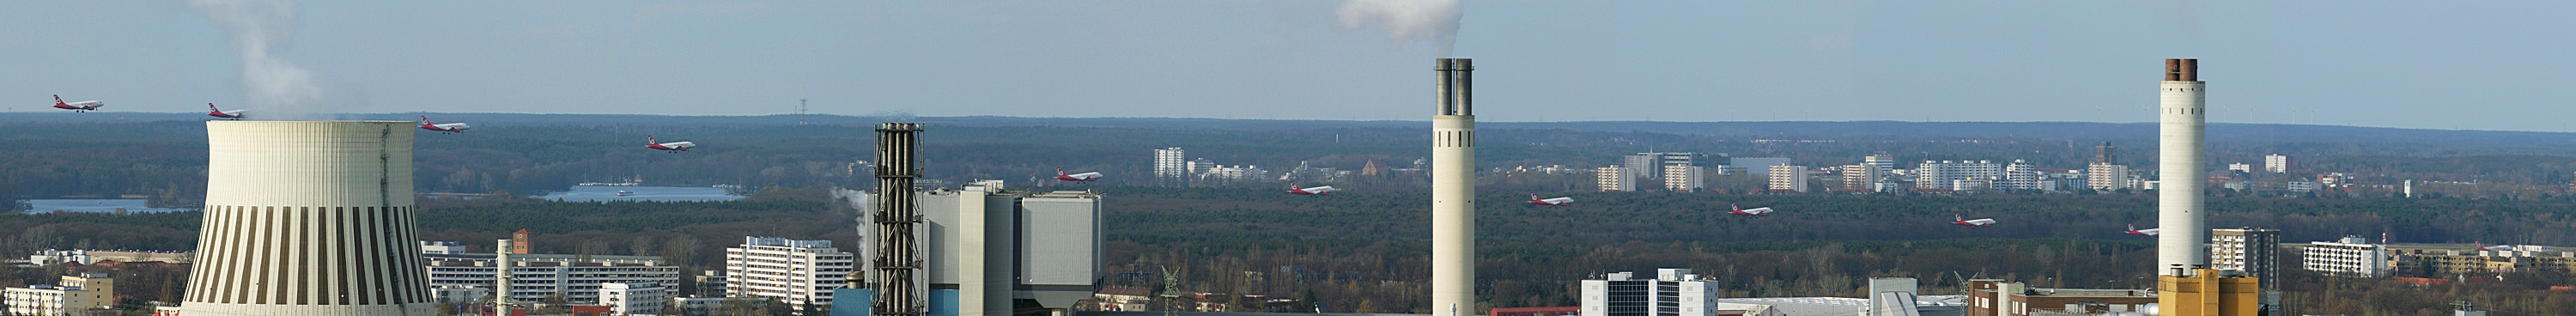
1579, 270, 1719, 316
182, 121, 437, 315
853, 181, 1104, 316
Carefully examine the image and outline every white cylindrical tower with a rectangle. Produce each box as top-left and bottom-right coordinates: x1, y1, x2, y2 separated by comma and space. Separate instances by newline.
1431, 58, 1477, 316
2157, 58, 2208, 275
184, 121, 435, 316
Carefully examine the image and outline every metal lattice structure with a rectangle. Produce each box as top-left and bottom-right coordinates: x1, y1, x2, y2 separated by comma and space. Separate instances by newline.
872, 123, 926, 316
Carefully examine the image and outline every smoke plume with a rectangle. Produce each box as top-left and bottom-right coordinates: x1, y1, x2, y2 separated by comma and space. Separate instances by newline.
1336, 0, 1463, 55
189, 0, 327, 120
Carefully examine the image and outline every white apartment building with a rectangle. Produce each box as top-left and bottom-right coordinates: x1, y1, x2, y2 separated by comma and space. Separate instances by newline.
3, 272, 112, 316
1194, 165, 1270, 185
2211, 228, 2281, 289
1915, 161, 2002, 191
1154, 148, 1187, 186
726, 237, 856, 312
600, 282, 669, 316
1766, 165, 1807, 192
1595, 166, 1632, 191
422, 252, 682, 305
2086, 163, 2130, 191
2001, 160, 2039, 191
1840, 164, 1883, 191
2286, 181, 2320, 192
2264, 155, 2292, 173
1662, 165, 1705, 192
2302, 236, 2389, 277
2227, 163, 2253, 173
1580, 269, 1720, 316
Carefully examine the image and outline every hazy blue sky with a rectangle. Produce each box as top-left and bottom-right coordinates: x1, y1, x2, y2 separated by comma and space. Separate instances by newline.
6, 1, 2575, 131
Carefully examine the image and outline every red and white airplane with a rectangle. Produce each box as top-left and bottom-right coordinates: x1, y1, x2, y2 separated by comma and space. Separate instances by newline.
2124, 224, 2161, 236
1728, 204, 1775, 216
51, 95, 104, 112
418, 116, 470, 133
1528, 193, 1573, 206
1287, 182, 1338, 196
1951, 214, 1998, 227
206, 103, 246, 119
1055, 168, 1103, 182
645, 136, 696, 152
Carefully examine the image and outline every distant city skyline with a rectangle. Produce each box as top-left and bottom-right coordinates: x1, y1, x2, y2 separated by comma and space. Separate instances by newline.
8, 1, 2576, 131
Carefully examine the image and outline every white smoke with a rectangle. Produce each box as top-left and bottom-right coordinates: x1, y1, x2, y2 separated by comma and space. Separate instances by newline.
1336, 0, 1463, 55
189, 0, 327, 120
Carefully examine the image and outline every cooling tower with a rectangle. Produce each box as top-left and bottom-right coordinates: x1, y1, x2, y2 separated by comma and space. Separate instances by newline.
2158, 58, 2208, 276
1431, 58, 1477, 316
183, 121, 435, 315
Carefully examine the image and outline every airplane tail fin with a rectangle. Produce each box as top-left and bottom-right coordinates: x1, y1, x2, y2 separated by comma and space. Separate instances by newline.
420, 116, 431, 124
1730, 203, 1739, 211
54, 94, 63, 103
1058, 167, 1066, 175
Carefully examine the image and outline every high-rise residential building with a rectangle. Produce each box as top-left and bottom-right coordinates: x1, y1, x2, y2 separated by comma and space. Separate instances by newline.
1731, 157, 1792, 175
1916, 161, 2002, 191
1841, 164, 1883, 191
1579, 269, 1719, 316
2301, 236, 2388, 277
2263, 155, 2291, 173
2210, 228, 2281, 290
2093, 142, 2119, 165
2002, 160, 2040, 191
1864, 155, 1897, 174
1595, 166, 1632, 191
2087, 163, 2130, 191
185, 121, 434, 315
1622, 153, 1704, 186
598, 283, 668, 316
726, 237, 857, 312
1662, 165, 1704, 192
422, 252, 682, 305
1153, 148, 1187, 186
878, 181, 1103, 316
3, 272, 112, 316
1767, 165, 1808, 192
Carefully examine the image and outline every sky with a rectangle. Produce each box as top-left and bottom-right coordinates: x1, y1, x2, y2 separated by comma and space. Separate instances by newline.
5, 1, 2576, 131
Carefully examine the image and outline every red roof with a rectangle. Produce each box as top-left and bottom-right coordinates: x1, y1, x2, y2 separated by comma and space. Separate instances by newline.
1491, 307, 1579, 316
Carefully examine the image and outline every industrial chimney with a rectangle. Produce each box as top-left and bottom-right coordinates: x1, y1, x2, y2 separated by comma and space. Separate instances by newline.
182, 121, 436, 315
2158, 58, 2208, 276
1431, 58, 1477, 316
872, 123, 927, 316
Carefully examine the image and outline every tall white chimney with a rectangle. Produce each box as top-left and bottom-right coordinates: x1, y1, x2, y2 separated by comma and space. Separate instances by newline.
1431, 58, 1477, 316
2158, 58, 2208, 275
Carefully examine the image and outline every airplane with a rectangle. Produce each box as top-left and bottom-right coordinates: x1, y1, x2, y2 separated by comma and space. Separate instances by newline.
1952, 214, 1998, 227
1528, 193, 1573, 206
1728, 204, 1775, 216
418, 116, 471, 133
1055, 167, 1103, 182
2124, 223, 2161, 236
206, 103, 246, 119
51, 95, 104, 112
1287, 182, 1338, 196
646, 136, 696, 152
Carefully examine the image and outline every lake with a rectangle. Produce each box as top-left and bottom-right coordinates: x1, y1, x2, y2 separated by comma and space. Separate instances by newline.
21, 199, 197, 214
534, 185, 744, 203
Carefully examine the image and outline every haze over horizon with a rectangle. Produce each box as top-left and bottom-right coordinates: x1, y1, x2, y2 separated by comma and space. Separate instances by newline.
8, 1, 2576, 132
